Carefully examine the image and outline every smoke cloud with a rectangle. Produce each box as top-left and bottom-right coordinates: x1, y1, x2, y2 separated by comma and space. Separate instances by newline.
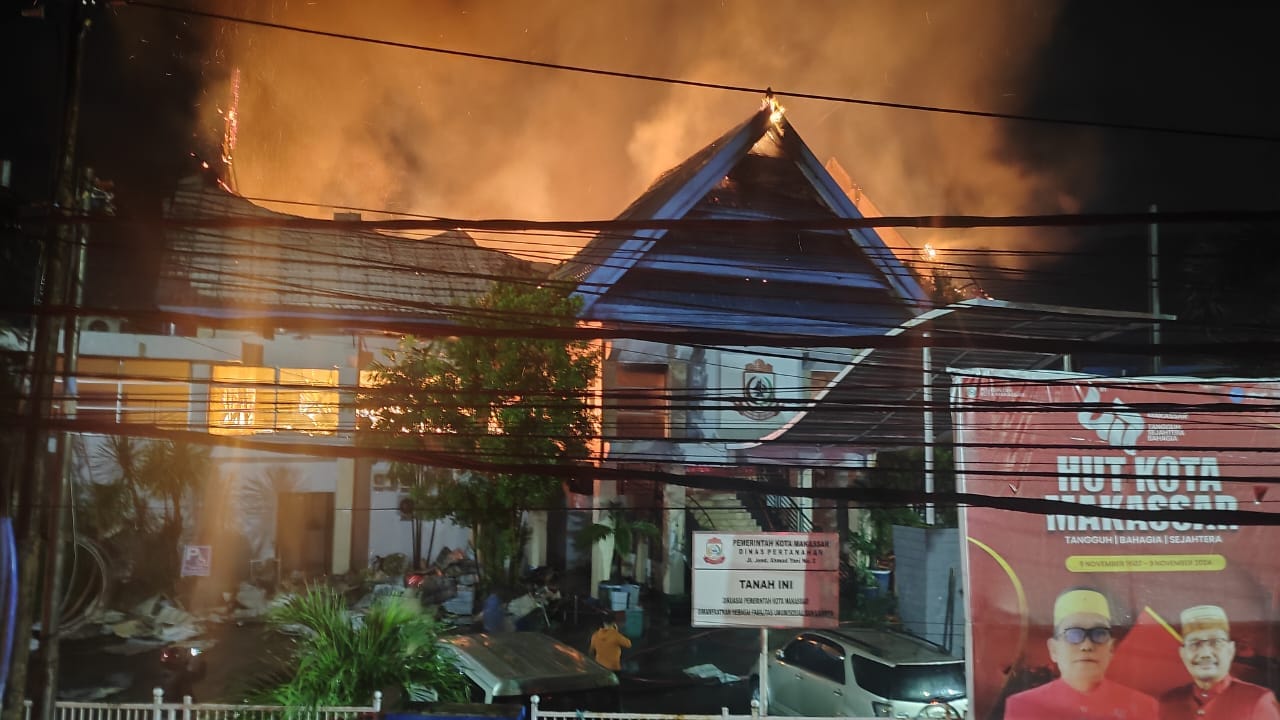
202, 1, 1079, 265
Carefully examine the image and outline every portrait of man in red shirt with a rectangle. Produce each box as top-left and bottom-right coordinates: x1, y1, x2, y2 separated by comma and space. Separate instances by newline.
1159, 605, 1280, 720
1004, 587, 1157, 720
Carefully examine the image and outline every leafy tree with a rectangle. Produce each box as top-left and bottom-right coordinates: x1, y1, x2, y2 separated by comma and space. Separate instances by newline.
870, 445, 957, 536
262, 584, 466, 708
364, 282, 598, 590
1172, 224, 1280, 375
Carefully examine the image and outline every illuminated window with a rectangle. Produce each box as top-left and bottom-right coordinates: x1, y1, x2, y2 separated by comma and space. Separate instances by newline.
277, 368, 339, 433
65, 358, 191, 428
209, 365, 275, 435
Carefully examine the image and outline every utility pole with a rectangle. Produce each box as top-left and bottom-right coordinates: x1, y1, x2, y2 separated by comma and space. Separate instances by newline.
1149, 204, 1161, 375
922, 332, 935, 526
2, 4, 91, 720
36, 166, 93, 719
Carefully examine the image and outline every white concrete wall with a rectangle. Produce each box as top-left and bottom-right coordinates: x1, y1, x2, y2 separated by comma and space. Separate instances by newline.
367, 487, 470, 565
76, 328, 401, 369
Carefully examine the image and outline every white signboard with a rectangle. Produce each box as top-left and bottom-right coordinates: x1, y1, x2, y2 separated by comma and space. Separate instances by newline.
691, 532, 839, 628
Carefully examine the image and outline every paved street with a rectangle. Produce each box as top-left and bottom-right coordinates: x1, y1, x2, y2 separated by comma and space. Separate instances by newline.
549, 604, 768, 714
56, 596, 779, 714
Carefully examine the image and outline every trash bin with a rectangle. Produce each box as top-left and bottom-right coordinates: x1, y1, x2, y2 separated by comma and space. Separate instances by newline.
623, 606, 644, 637
599, 582, 629, 610
868, 569, 892, 598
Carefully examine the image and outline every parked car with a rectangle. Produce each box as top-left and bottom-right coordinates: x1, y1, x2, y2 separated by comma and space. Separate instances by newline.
756, 628, 966, 719
438, 632, 620, 712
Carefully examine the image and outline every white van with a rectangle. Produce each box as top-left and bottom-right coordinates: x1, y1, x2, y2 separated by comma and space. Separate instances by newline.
759, 628, 967, 719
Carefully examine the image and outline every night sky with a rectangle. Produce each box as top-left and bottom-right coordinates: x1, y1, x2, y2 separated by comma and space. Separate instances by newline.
3, 1, 1279, 318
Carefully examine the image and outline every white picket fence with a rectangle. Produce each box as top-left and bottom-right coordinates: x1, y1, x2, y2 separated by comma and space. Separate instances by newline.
530, 696, 763, 720
29, 693, 894, 720
24, 690, 381, 720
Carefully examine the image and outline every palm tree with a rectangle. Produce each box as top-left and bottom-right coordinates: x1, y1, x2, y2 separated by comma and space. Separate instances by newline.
141, 439, 210, 536
92, 435, 153, 532
261, 584, 467, 708
574, 501, 659, 581
238, 465, 298, 558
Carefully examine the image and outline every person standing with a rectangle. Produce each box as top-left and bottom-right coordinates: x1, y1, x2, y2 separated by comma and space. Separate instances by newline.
1159, 605, 1280, 720
1004, 587, 1157, 720
589, 617, 632, 671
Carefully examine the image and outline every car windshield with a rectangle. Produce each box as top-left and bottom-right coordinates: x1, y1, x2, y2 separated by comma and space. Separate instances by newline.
851, 657, 965, 702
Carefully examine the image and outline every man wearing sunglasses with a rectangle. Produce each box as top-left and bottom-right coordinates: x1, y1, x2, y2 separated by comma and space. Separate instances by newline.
1158, 605, 1280, 720
1004, 587, 1157, 719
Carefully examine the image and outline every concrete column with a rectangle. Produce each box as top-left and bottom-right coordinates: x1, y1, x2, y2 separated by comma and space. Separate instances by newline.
798, 468, 814, 530
525, 510, 548, 569
634, 540, 650, 586
332, 457, 354, 575
590, 478, 618, 591
661, 482, 687, 596
190, 364, 210, 430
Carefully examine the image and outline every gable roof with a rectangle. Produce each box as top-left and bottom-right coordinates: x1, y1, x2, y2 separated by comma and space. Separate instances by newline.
552, 102, 928, 336
156, 175, 547, 330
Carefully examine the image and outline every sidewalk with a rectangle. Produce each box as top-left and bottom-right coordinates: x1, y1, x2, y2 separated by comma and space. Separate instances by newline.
549, 598, 768, 714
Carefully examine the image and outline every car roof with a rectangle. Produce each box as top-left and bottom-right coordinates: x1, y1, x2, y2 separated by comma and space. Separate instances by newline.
799, 628, 961, 666
440, 632, 619, 697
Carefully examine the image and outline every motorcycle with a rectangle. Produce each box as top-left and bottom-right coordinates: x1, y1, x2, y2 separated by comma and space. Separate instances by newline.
159, 644, 207, 701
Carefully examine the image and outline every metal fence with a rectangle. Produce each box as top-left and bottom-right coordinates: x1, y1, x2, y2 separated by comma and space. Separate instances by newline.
29, 692, 896, 720
529, 696, 766, 720
25, 690, 381, 720
529, 697, 907, 720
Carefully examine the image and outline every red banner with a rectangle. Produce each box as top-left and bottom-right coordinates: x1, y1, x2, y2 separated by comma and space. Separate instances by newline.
954, 370, 1280, 720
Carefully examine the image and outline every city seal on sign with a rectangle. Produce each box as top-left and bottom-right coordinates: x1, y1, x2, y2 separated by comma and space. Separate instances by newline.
703, 536, 726, 565
734, 359, 780, 421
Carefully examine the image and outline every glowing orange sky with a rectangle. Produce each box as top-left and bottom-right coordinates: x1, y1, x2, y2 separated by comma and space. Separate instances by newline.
204, 1, 1085, 264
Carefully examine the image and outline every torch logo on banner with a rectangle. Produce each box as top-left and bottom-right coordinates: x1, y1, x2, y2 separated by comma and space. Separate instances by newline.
703, 536, 725, 565
1077, 387, 1145, 455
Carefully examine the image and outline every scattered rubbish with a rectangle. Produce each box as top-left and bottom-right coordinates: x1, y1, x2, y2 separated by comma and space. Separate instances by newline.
234, 582, 269, 617
682, 663, 742, 684
442, 588, 474, 616
111, 619, 148, 639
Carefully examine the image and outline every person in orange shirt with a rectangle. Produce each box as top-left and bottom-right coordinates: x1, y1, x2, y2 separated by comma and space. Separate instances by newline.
589, 617, 631, 671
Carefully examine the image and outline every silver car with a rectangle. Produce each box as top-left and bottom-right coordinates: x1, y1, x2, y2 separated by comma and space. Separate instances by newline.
759, 628, 967, 719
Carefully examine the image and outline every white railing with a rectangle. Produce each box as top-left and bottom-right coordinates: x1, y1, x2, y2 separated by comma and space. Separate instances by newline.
25, 690, 381, 720
529, 698, 898, 720
31, 692, 900, 720
530, 696, 762, 720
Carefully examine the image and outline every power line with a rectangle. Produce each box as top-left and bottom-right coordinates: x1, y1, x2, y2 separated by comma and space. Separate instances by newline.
19, 417, 1280, 526
123, 0, 1280, 144
44, 207, 1280, 234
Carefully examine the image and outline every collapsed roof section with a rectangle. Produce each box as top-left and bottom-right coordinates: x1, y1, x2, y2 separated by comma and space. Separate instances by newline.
156, 175, 547, 332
